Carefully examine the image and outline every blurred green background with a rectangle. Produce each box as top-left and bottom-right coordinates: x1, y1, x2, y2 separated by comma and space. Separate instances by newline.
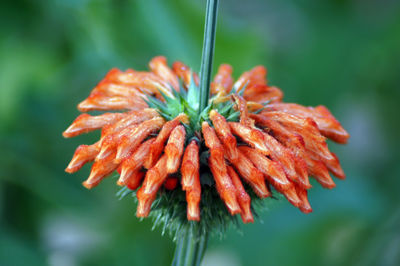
1, 0, 400, 265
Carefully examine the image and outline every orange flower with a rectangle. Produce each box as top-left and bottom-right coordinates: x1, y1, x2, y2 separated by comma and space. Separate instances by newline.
64, 56, 349, 223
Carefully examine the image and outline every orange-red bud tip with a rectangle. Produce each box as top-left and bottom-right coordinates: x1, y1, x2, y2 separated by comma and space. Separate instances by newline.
164, 177, 178, 190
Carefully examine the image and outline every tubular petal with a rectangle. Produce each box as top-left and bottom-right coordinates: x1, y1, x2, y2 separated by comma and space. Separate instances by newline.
203, 122, 241, 215
115, 117, 165, 162
181, 140, 200, 191
260, 112, 336, 164
323, 152, 346, 179
63, 112, 126, 138
306, 158, 336, 189
136, 155, 169, 217
251, 114, 305, 151
246, 101, 265, 112
210, 110, 238, 161
281, 186, 302, 208
227, 166, 254, 223
261, 130, 300, 185
209, 154, 241, 215
295, 185, 313, 214
119, 71, 174, 98
225, 149, 270, 198
144, 113, 188, 169
98, 126, 134, 160
100, 108, 160, 137
252, 116, 311, 189
253, 112, 339, 181
124, 170, 145, 190
186, 188, 201, 221
78, 92, 147, 112
264, 103, 349, 144
202, 121, 223, 150
165, 125, 186, 173
232, 94, 251, 126
307, 149, 345, 179
183, 141, 201, 221
229, 122, 270, 155
83, 151, 118, 189
172, 61, 199, 87
149, 56, 180, 91
291, 155, 311, 189
233, 65, 267, 93
164, 177, 178, 190
243, 84, 283, 104
66, 142, 100, 173
95, 82, 147, 99
211, 64, 233, 94
314, 105, 350, 144
97, 109, 159, 164
118, 138, 155, 184
100, 68, 173, 99
185, 155, 201, 222
238, 146, 293, 192
212, 94, 231, 105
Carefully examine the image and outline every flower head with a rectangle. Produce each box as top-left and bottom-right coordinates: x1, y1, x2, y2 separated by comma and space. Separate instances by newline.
64, 56, 349, 226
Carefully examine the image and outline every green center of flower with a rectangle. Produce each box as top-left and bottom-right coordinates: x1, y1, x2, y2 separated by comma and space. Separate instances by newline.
144, 77, 241, 139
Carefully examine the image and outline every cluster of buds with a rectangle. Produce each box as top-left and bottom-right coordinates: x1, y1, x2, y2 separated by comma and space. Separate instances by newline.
63, 56, 349, 224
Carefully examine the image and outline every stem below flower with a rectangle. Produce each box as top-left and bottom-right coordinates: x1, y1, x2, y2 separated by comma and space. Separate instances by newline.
198, 0, 219, 114
172, 223, 209, 266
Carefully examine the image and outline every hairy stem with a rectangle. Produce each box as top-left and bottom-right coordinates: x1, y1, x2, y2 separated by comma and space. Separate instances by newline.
198, 0, 219, 114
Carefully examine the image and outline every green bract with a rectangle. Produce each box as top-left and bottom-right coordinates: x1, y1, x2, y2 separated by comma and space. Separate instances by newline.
143, 75, 240, 139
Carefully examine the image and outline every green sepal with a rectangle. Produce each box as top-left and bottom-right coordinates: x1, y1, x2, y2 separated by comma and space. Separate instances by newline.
187, 72, 200, 111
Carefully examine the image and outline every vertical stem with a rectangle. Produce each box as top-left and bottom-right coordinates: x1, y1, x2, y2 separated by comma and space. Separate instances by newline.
172, 223, 209, 266
198, 0, 219, 114
172, 1, 216, 264
193, 229, 208, 266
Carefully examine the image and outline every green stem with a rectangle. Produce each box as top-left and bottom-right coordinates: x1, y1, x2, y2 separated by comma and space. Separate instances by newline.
171, 1, 217, 264
198, 0, 219, 114
172, 223, 209, 266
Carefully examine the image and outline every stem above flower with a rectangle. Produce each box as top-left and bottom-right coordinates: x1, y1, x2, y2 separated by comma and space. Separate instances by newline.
198, 0, 219, 114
